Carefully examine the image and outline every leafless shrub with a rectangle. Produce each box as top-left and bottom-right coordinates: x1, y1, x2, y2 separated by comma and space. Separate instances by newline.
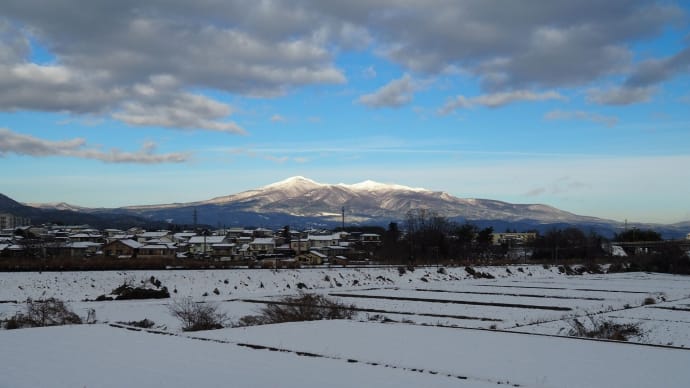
236, 294, 355, 327
169, 298, 228, 331
3, 298, 82, 329
568, 317, 642, 341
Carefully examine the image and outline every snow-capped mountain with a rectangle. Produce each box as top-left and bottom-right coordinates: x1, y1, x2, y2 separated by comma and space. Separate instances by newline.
9, 176, 689, 237
24, 202, 87, 212
117, 176, 611, 227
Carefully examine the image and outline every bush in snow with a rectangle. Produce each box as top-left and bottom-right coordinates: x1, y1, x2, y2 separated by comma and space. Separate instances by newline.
169, 298, 228, 331
567, 317, 642, 341
3, 298, 82, 329
101, 277, 170, 300
236, 294, 355, 327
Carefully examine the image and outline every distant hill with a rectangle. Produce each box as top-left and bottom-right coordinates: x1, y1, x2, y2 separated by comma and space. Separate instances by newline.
0, 193, 168, 230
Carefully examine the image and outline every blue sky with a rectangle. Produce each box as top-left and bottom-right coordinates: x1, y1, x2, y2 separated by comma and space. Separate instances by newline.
1, 1, 689, 223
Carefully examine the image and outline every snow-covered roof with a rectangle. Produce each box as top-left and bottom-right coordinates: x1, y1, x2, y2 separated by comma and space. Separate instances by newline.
145, 238, 173, 244
116, 239, 143, 249
141, 244, 175, 250
140, 231, 170, 238
250, 238, 275, 245
308, 234, 340, 241
69, 233, 101, 238
188, 236, 226, 244
309, 250, 327, 258
212, 243, 236, 248
66, 242, 102, 249
173, 232, 197, 238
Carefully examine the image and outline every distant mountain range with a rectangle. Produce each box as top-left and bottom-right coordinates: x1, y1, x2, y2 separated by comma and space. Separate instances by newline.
3, 176, 689, 238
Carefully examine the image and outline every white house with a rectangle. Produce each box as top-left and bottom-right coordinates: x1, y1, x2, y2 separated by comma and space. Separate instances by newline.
308, 233, 341, 249
137, 231, 172, 243
249, 238, 275, 255
188, 235, 228, 255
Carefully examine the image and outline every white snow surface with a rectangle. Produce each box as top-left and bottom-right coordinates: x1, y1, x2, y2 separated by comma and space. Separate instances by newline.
3, 266, 690, 387
1, 324, 484, 388
196, 320, 690, 388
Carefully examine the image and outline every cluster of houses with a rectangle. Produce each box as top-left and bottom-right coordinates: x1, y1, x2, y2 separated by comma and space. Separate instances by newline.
0, 224, 382, 265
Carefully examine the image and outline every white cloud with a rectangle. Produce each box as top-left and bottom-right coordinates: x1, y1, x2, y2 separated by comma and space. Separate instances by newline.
0, 128, 189, 163
113, 92, 245, 134
358, 74, 416, 108
587, 86, 655, 105
439, 90, 566, 114
544, 110, 618, 127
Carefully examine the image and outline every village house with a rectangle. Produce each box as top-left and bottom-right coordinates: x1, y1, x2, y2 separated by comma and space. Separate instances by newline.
252, 228, 274, 238
173, 232, 197, 243
298, 250, 326, 265
289, 238, 310, 253
210, 243, 237, 260
249, 237, 275, 256
308, 233, 342, 249
61, 241, 102, 258
137, 230, 172, 243
103, 239, 143, 258
188, 235, 228, 256
360, 233, 381, 245
138, 243, 177, 259
69, 232, 103, 243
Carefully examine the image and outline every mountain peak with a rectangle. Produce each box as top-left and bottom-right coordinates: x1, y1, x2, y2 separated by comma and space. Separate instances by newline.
264, 176, 322, 189
345, 180, 428, 193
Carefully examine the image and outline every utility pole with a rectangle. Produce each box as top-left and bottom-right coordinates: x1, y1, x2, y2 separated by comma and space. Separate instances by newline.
341, 206, 345, 231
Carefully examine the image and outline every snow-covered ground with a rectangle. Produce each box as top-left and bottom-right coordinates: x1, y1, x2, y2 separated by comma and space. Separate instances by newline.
2, 266, 690, 387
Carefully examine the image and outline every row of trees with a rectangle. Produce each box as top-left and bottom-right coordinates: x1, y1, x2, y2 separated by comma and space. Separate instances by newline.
370, 209, 676, 266
376, 209, 499, 265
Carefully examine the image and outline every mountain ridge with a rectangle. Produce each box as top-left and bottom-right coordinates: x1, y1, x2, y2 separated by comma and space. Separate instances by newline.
113, 176, 610, 226
4, 176, 688, 238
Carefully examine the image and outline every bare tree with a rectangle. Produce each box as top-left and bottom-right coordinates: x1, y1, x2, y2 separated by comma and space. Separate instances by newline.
169, 298, 228, 331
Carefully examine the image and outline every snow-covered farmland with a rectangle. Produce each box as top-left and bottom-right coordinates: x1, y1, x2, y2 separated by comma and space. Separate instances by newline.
2, 266, 690, 387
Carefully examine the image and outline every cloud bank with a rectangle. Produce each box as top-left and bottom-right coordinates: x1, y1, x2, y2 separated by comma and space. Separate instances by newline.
0, 128, 189, 163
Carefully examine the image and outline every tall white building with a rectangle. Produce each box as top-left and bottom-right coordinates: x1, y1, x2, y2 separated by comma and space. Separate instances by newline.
0, 213, 31, 229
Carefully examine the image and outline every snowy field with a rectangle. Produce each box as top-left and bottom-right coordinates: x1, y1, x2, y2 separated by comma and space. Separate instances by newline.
2, 266, 690, 387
